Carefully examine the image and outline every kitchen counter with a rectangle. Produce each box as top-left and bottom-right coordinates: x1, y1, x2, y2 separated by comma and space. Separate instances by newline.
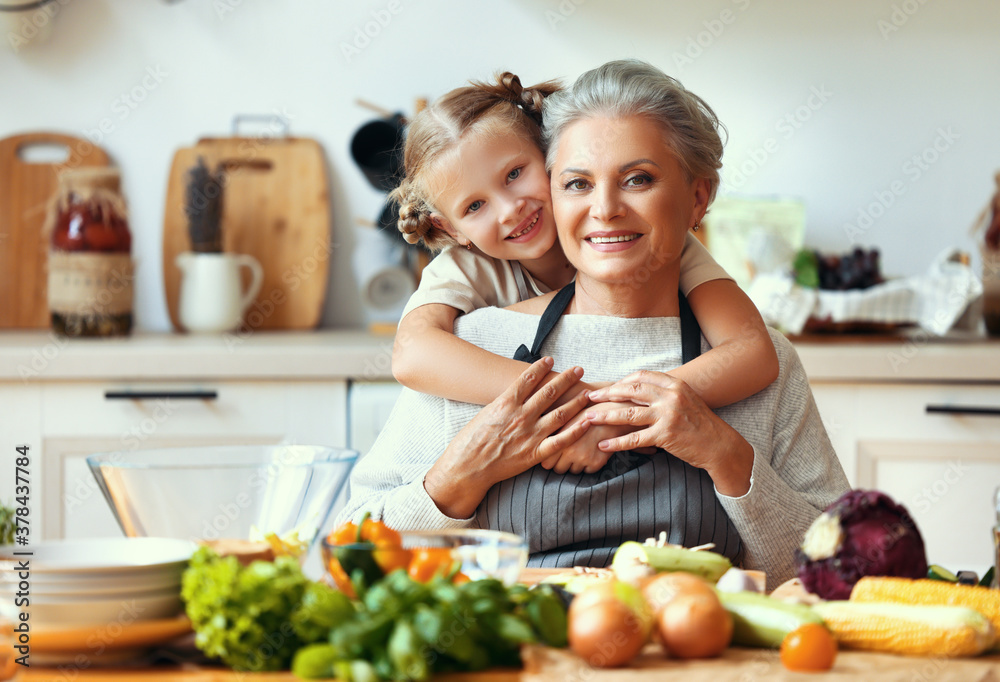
0, 330, 397, 382
0, 329, 997, 383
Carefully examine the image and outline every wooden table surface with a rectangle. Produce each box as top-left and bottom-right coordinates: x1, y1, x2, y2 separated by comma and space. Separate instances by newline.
12, 569, 1000, 681
16, 648, 1000, 682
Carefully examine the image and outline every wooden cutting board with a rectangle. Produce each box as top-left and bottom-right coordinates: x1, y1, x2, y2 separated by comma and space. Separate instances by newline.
162, 136, 330, 331
0, 133, 111, 328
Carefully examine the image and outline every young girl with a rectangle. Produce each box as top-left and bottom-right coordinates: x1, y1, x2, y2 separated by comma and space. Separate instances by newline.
389, 72, 778, 471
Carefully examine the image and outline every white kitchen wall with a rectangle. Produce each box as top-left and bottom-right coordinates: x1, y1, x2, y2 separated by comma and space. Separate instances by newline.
2, 0, 998, 331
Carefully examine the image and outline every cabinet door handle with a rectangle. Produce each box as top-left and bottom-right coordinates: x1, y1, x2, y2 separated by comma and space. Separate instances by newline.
926, 404, 1000, 417
104, 390, 219, 401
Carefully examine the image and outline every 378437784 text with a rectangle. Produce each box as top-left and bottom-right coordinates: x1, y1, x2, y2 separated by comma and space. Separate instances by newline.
5, 444, 32, 674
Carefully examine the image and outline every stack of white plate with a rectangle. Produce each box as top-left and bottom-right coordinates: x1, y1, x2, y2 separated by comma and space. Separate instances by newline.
0, 537, 196, 629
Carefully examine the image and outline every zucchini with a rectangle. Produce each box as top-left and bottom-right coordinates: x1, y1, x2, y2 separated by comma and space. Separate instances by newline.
611, 541, 731, 582
717, 590, 824, 648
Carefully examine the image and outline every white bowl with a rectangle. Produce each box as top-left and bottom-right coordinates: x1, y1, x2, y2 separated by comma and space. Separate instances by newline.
1, 566, 183, 594
14, 587, 184, 628
0, 537, 196, 574
0, 537, 193, 629
0, 575, 180, 599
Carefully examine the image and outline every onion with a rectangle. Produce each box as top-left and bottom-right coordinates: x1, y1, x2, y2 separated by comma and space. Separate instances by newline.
568, 581, 653, 667
641, 571, 715, 616
657, 592, 733, 659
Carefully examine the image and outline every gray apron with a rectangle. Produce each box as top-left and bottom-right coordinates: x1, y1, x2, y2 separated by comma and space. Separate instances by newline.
478, 283, 745, 568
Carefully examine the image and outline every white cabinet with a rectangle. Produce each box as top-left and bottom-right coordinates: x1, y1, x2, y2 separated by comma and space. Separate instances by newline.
810, 382, 1000, 577
30, 380, 347, 541
0, 384, 41, 538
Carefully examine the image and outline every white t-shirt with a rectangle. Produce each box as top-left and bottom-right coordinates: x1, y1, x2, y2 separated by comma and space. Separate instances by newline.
402, 232, 731, 319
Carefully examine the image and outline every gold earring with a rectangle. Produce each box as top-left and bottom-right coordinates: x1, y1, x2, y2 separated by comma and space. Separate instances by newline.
466, 243, 472, 250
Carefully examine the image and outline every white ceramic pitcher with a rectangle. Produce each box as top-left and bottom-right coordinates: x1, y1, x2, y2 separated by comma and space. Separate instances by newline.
176, 252, 263, 333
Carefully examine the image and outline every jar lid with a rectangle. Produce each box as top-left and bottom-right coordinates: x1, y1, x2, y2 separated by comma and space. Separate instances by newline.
58, 167, 122, 194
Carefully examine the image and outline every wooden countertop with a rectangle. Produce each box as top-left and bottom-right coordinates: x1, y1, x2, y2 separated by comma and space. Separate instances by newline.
11, 570, 1000, 681
17, 647, 1000, 681
0, 330, 398, 382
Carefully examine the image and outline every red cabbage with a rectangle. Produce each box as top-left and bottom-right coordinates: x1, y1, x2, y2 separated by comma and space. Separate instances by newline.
795, 489, 928, 600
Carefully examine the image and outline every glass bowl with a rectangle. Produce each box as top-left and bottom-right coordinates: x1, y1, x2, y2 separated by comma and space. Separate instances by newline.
322, 527, 528, 591
86, 445, 358, 561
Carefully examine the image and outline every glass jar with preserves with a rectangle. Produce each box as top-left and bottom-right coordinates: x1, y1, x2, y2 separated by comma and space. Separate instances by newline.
47, 167, 134, 337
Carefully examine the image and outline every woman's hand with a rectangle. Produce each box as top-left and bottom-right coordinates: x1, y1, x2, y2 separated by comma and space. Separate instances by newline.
585, 370, 754, 496
424, 357, 593, 519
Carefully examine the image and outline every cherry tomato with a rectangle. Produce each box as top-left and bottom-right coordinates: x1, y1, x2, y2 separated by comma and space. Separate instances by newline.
780, 623, 837, 672
407, 547, 456, 582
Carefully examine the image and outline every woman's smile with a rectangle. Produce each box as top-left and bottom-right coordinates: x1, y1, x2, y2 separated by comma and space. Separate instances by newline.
585, 230, 643, 251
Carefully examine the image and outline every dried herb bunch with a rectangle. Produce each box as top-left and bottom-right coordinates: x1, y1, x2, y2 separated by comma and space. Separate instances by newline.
185, 157, 225, 253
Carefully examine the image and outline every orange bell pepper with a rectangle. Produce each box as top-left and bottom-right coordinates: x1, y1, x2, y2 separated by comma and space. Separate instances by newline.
325, 512, 412, 595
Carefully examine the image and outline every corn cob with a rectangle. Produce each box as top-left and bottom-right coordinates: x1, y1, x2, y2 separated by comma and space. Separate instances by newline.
717, 590, 824, 648
611, 541, 732, 582
813, 600, 995, 657
851, 576, 1000, 635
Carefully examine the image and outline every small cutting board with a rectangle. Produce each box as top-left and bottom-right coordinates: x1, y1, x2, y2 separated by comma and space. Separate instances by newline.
162, 136, 331, 331
0, 133, 111, 328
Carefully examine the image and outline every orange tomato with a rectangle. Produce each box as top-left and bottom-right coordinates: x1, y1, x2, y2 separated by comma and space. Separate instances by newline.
780, 623, 838, 672
407, 547, 457, 582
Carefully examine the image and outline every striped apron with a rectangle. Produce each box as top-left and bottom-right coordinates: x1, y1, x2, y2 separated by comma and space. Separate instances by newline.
477, 283, 745, 568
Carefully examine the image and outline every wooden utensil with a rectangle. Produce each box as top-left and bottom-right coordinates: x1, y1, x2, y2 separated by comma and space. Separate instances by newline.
162, 135, 330, 331
0, 133, 111, 328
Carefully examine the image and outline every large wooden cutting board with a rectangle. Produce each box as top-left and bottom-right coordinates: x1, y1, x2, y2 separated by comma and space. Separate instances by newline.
0, 133, 111, 328
163, 136, 330, 331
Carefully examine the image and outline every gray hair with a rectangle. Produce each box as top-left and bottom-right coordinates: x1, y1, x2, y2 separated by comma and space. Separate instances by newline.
542, 59, 725, 203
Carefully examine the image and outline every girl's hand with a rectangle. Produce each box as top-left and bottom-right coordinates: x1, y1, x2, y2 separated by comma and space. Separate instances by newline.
585, 370, 753, 494
539, 402, 640, 474
424, 357, 592, 518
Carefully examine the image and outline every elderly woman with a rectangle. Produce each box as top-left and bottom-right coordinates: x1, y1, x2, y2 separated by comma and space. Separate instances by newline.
338, 60, 849, 587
